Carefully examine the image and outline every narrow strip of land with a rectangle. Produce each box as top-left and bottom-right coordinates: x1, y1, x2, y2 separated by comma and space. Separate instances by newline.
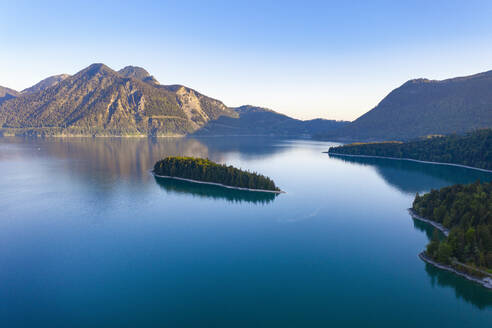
408, 209, 449, 236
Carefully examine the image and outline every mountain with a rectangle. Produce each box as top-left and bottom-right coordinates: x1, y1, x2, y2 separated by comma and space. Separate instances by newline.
195, 105, 349, 136
21, 74, 70, 94
0, 86, 19, 104
0, 64, 345, 137
118, 66, 159, 85
322, 70, 492, 141
0, 63, 237, 136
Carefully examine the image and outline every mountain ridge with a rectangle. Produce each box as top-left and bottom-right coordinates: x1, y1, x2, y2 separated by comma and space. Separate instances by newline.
0, 86, 19, 104
0, 63, 236, 136
194, 105, 349, 136
318, 69, 492, 141
21, 74, 71, 95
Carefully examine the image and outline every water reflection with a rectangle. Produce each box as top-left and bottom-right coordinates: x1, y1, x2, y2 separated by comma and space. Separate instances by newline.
328, 153, 492, 306
412, 218, 446, 241
425, 263, 492, 309
154, 176, 278, 204
0, 136, 290, 184
328, 154, 492, 194
2, 136, 492, 320
199, 136, 293, 160
412, 217, 492, 308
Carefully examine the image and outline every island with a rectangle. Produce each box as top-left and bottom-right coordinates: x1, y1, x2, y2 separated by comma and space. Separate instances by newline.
327, 129, 492, 171
153, 156, 283, 193
410, 181, 492, 289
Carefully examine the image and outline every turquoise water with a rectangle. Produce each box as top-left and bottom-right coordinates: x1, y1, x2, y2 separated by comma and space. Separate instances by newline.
0, 137, 491, 327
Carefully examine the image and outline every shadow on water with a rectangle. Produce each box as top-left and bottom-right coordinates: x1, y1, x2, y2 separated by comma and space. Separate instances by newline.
328, 154, 492, 307
424, 262, 492, 309
154, 176, 278, 204
328, 154, 492, 194
413, 217, 492, 308
412, 218, 446, 241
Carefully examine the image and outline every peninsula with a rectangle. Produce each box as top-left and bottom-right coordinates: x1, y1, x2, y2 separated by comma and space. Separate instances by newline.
328, 129, 492, 171
153, 157, 282, 193
411, 181, 492, 289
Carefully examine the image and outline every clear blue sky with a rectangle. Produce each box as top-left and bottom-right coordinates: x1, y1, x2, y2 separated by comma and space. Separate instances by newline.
2, 0, 492, 120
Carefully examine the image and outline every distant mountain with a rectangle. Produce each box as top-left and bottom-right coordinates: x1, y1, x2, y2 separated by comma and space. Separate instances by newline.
0, 86, 19, 104
321, 70, 492, 141
195, 105, 349, 136
21, 74, 70, 94
0, 63, 236, 136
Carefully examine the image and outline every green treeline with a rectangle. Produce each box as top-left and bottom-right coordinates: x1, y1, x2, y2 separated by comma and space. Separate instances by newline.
328, 129, 492, 170
153, 157, 280, 191
412, 181, 492, 271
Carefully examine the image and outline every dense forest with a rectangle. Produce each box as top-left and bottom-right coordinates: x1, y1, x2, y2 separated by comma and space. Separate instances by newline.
153, 157, 280, 192
412, 181, 492, 272
328, 129, 492, 170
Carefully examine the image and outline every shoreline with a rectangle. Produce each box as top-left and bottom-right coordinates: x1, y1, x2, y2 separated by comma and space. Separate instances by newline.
152, 173, 285, 194
326, 152, 492, 173
408, 209, 492, 289
0, 133, 186, 138
408, 208, 449, 236
418, 252, 492, 290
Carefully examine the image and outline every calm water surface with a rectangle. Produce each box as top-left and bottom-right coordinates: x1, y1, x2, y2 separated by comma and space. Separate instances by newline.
0, 137, 491, 327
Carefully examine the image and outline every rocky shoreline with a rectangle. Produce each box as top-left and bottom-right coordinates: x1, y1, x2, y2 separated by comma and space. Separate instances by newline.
409, 209, 492, 290
408, 208, 449, 236
419, 252, 492, 290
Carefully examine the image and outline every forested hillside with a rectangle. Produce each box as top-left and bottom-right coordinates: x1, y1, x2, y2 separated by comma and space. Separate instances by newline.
195, 105, 349, 136
153, 157, 280, 191
328, 129, 492, 170
412, 181, 492, 271
318, 70, 492, 141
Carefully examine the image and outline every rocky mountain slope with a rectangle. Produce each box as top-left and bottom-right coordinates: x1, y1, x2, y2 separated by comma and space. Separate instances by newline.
0, 86, 19, 104
0, 63, 236, 136
21, 74, 70, 94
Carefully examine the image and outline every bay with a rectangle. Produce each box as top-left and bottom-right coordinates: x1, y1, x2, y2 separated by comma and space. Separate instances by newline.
0, 136, 491, 327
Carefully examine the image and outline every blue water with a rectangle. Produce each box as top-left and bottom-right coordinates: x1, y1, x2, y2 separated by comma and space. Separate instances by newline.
0, 137, 491, 327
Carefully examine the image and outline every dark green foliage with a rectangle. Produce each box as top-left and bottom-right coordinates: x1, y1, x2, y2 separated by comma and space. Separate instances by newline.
153, 157, 280, 191
412, 181, 492, 270
328, 129, 492, 170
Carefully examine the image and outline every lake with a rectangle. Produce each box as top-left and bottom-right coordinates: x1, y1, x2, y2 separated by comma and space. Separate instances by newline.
0, 136, 491, 327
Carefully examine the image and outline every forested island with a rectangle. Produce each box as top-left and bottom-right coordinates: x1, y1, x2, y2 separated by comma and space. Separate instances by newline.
153, 157, 282, 193
411, 181, 492, 287
328, 129, 492, 171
